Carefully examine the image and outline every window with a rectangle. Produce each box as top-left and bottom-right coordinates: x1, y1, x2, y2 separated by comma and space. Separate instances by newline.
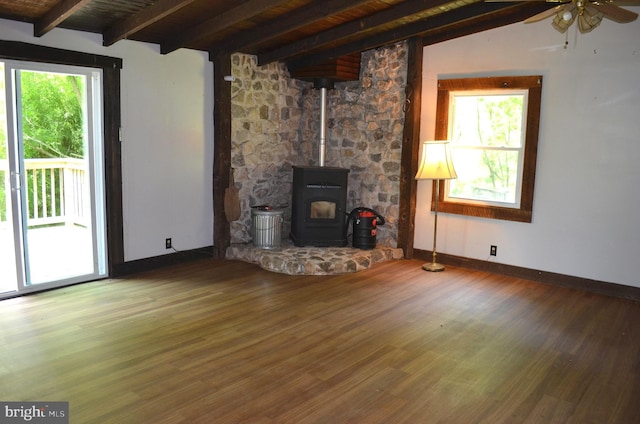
434, 76, 542, 222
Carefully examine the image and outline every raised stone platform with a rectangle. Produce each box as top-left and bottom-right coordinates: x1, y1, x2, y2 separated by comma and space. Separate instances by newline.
226, 240, 404, 275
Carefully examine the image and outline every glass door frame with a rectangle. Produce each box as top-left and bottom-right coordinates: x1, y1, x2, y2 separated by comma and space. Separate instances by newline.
3, 60, 108, 296
0, 41, 123, 300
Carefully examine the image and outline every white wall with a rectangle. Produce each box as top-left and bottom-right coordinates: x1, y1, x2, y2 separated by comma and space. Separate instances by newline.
0, 19, 214, 261
417, 11, 640, 287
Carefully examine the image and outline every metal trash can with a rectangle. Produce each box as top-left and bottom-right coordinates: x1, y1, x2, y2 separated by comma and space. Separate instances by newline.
251, 209, 284, 249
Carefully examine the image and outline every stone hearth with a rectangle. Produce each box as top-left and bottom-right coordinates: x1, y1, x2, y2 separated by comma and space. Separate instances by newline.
226, 240, 404, 275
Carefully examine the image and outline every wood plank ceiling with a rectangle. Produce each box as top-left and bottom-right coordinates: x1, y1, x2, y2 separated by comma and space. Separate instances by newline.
0, 0, 553, 69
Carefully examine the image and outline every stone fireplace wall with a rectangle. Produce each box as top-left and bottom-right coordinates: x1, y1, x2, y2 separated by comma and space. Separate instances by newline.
229, 41, 408, 247
229, 54, 307, 242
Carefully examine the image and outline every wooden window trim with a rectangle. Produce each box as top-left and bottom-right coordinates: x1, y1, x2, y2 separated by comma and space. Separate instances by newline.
434, 75, 542, 223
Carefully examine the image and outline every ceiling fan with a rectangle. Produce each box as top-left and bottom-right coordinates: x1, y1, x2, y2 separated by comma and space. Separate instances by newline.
492, 0, 639, 33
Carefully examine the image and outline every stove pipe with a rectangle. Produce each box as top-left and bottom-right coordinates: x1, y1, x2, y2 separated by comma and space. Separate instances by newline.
319, 87, 327, 167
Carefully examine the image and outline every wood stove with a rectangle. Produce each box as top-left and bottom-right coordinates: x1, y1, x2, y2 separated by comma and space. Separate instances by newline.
290, 166, 349, 247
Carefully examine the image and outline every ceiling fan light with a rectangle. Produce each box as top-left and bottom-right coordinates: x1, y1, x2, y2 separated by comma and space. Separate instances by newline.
578, 6, 604, 32
525, 0, 637, 35
552, 7, 577, 32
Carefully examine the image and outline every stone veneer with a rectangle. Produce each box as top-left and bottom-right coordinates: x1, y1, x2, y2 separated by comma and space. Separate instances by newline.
229, 41, 408, 250
227, 241, 404, 275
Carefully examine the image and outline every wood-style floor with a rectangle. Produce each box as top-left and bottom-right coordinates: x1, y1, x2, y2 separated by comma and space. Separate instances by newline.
1, 258, 639, 423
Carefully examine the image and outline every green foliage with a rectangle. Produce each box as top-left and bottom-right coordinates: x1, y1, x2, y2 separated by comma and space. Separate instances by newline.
1, 68, 86, 223
450, 93, 523, 203
1, 64, 7, 221
475, 95, 523, 148
477, 96, 522, 195
21, 71, 85, 159
1, 64, 6, 160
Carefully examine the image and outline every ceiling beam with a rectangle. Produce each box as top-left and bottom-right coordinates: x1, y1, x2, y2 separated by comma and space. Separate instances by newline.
257, 0, 456, 65
103, 0, 199, 47
208, 0, 372, 55
285, 3, 548, 70
34, 0, 91, 37
160, 0, 292, 55
420, 3, 553, 46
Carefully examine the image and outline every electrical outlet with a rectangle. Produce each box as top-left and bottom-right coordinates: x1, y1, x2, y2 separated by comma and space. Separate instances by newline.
490, 245, 497, 256
165, 238, 172, 249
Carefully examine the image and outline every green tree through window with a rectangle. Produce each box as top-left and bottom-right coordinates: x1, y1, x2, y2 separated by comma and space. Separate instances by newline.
1, 63, 7, 222
0, 66, 86, 223
448, 92, 526, 205
20, 71, 85, 159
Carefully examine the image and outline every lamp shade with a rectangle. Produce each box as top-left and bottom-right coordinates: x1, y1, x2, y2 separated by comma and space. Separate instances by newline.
415, 141, 457, 180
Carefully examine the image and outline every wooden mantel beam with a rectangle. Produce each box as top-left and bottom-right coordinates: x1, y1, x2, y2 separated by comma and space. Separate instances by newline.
34, 0, 91, 37
103, 0, 198, 47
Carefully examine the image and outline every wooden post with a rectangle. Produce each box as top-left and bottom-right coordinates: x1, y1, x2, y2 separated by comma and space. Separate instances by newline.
102, 63, 124, 276
397, 37, 423, 259
212, 52, 232, 259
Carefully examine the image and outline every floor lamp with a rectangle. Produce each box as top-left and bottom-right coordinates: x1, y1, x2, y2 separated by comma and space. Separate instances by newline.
415, 141, 457, 272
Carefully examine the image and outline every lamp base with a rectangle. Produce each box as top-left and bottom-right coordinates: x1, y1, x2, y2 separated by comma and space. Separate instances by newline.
422, 262, 445, 272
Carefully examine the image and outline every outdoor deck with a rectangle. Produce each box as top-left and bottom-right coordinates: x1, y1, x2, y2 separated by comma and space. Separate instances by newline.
0, 224, 94, 293
1, 158, 94, 294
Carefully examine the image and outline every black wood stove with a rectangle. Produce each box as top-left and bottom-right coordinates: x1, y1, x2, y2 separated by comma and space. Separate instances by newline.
290, 166, 349, 247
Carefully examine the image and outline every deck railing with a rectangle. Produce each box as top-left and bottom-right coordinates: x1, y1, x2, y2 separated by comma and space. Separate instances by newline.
0, 158, 88, 227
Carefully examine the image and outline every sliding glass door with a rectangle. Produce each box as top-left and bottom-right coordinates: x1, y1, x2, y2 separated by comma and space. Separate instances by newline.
1, 61, 107, 298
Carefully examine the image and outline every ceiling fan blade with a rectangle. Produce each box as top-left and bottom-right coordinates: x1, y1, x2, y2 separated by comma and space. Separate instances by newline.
602, 0, 640, 5
592, 3, 639, 22
525, 5, 564, 23
485, 0, 567, 2
578, 5, 605, 32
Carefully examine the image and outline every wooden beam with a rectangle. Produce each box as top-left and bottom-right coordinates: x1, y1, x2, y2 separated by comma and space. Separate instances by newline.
161, 0, 291, 55
34, 0, 91, 37
208, 0, 371, 55
397, 37, 423, 259
103, 0, 199, 46
103, 66, 125, 277
0, 40, 122, 69
258, 0, 454, 65
285, 3, 546, 70
420, 3, 553, 46
212, 52, 232, 259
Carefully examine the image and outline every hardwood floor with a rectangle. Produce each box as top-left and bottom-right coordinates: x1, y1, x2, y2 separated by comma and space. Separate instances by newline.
1, 258, 639, 423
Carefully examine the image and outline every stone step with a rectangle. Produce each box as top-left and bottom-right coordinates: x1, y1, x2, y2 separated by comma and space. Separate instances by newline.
226, 240, 404, 275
